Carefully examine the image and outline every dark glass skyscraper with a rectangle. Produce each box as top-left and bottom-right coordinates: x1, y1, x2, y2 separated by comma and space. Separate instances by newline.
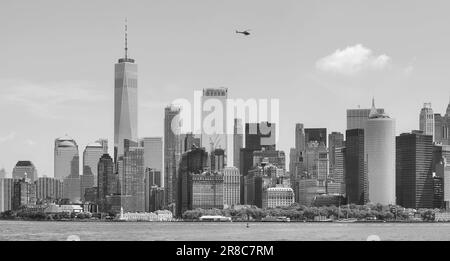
97, 154, 116, 212
396, 132, 434, 209
345, 129, 367, 205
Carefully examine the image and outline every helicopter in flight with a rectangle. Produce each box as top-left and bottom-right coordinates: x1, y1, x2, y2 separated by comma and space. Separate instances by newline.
236, 29, 251, 36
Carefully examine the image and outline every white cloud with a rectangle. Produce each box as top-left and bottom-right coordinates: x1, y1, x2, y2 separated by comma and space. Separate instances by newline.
0, 79, 108, 119
0, 132, 16, 143
316, 44, 391, 75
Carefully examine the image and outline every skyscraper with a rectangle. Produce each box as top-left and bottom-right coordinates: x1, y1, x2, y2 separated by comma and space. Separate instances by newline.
434, 100, 450, 145
12, 161, 38, 182
332, 146, 346, 195
145, 168, 163, 212
223, 167, 240, 208
290, 123, 305, 186
97, 154, 116, 212
54, 136, 79, 180
364, 99, 396, 205
443, 158, 450, 209
419, 103, 435, 141
201, 88, 228, 155
347, 107, 385, 130
303, 141, 328, 181
0, 178, 14, 212
396, 132, 434, 209
114, 21, 138, 165
13, 178, 36, 210
119, 140, 145, 212
140, 137, 163, 185
233, 119, 243, 168
192, 172, 224, 210
328, 132, 344, 176
295, 123, 305, 152
164, 105, 181, 206
345, 129, 367, 205
211, 148, 225, 172
83, 141, 105, 186
177, 147, 208, 216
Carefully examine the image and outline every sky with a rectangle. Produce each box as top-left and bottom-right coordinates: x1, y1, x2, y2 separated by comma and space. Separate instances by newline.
1, 0, 450, 177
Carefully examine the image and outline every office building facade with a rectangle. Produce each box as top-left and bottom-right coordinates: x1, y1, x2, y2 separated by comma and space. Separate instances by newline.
164, 105, 181, 206
201, 88, 228, 155
364, 100, 396, 205
233, 118, 244, 169
36, 177, 63, 202
263, 187, 295, 209
396, 132, 434, 209
223, 167, 240, 208
0, 178, 14, 212
83, 141, 105, 186
345, 129, 368, 204
54, 136, 79, 180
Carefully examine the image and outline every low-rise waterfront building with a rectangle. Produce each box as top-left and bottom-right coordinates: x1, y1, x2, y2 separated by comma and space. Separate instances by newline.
118, 208, 173, 221
263, 187, 294, 208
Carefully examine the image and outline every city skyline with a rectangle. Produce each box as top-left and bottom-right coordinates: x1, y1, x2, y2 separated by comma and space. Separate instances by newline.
2, 1, 450, 177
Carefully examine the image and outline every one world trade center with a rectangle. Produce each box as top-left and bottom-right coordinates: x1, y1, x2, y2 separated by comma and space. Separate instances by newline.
114, 20, 138, 165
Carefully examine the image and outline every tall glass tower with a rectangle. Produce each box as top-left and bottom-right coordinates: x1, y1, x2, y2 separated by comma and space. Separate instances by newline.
114, 20, 138, 166
54, 136, 79, 180
364, 99, 396, 205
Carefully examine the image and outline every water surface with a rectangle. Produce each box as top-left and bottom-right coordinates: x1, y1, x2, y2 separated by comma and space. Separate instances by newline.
0, 221, 449, 241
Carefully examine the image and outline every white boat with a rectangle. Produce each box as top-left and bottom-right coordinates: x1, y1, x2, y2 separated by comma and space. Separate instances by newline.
199, 215, 232, 222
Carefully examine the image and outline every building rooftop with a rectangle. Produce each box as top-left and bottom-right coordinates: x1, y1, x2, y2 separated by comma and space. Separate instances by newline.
369, 98, 391, 119
15, 161, 34, 167
86, 142, 103, 148
58, 140, 77, 147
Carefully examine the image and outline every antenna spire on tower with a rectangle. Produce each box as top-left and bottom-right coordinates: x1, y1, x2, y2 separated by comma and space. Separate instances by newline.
125, 18, 128, 60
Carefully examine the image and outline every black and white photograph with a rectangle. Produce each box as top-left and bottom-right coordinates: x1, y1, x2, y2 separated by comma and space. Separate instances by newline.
0, 0, 450, 253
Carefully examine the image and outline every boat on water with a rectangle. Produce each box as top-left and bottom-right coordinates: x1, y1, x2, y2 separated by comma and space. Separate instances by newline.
198, 215, 232, 222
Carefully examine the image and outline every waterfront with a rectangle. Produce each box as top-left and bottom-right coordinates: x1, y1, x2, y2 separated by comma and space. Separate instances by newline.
1, 221, 450, 241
